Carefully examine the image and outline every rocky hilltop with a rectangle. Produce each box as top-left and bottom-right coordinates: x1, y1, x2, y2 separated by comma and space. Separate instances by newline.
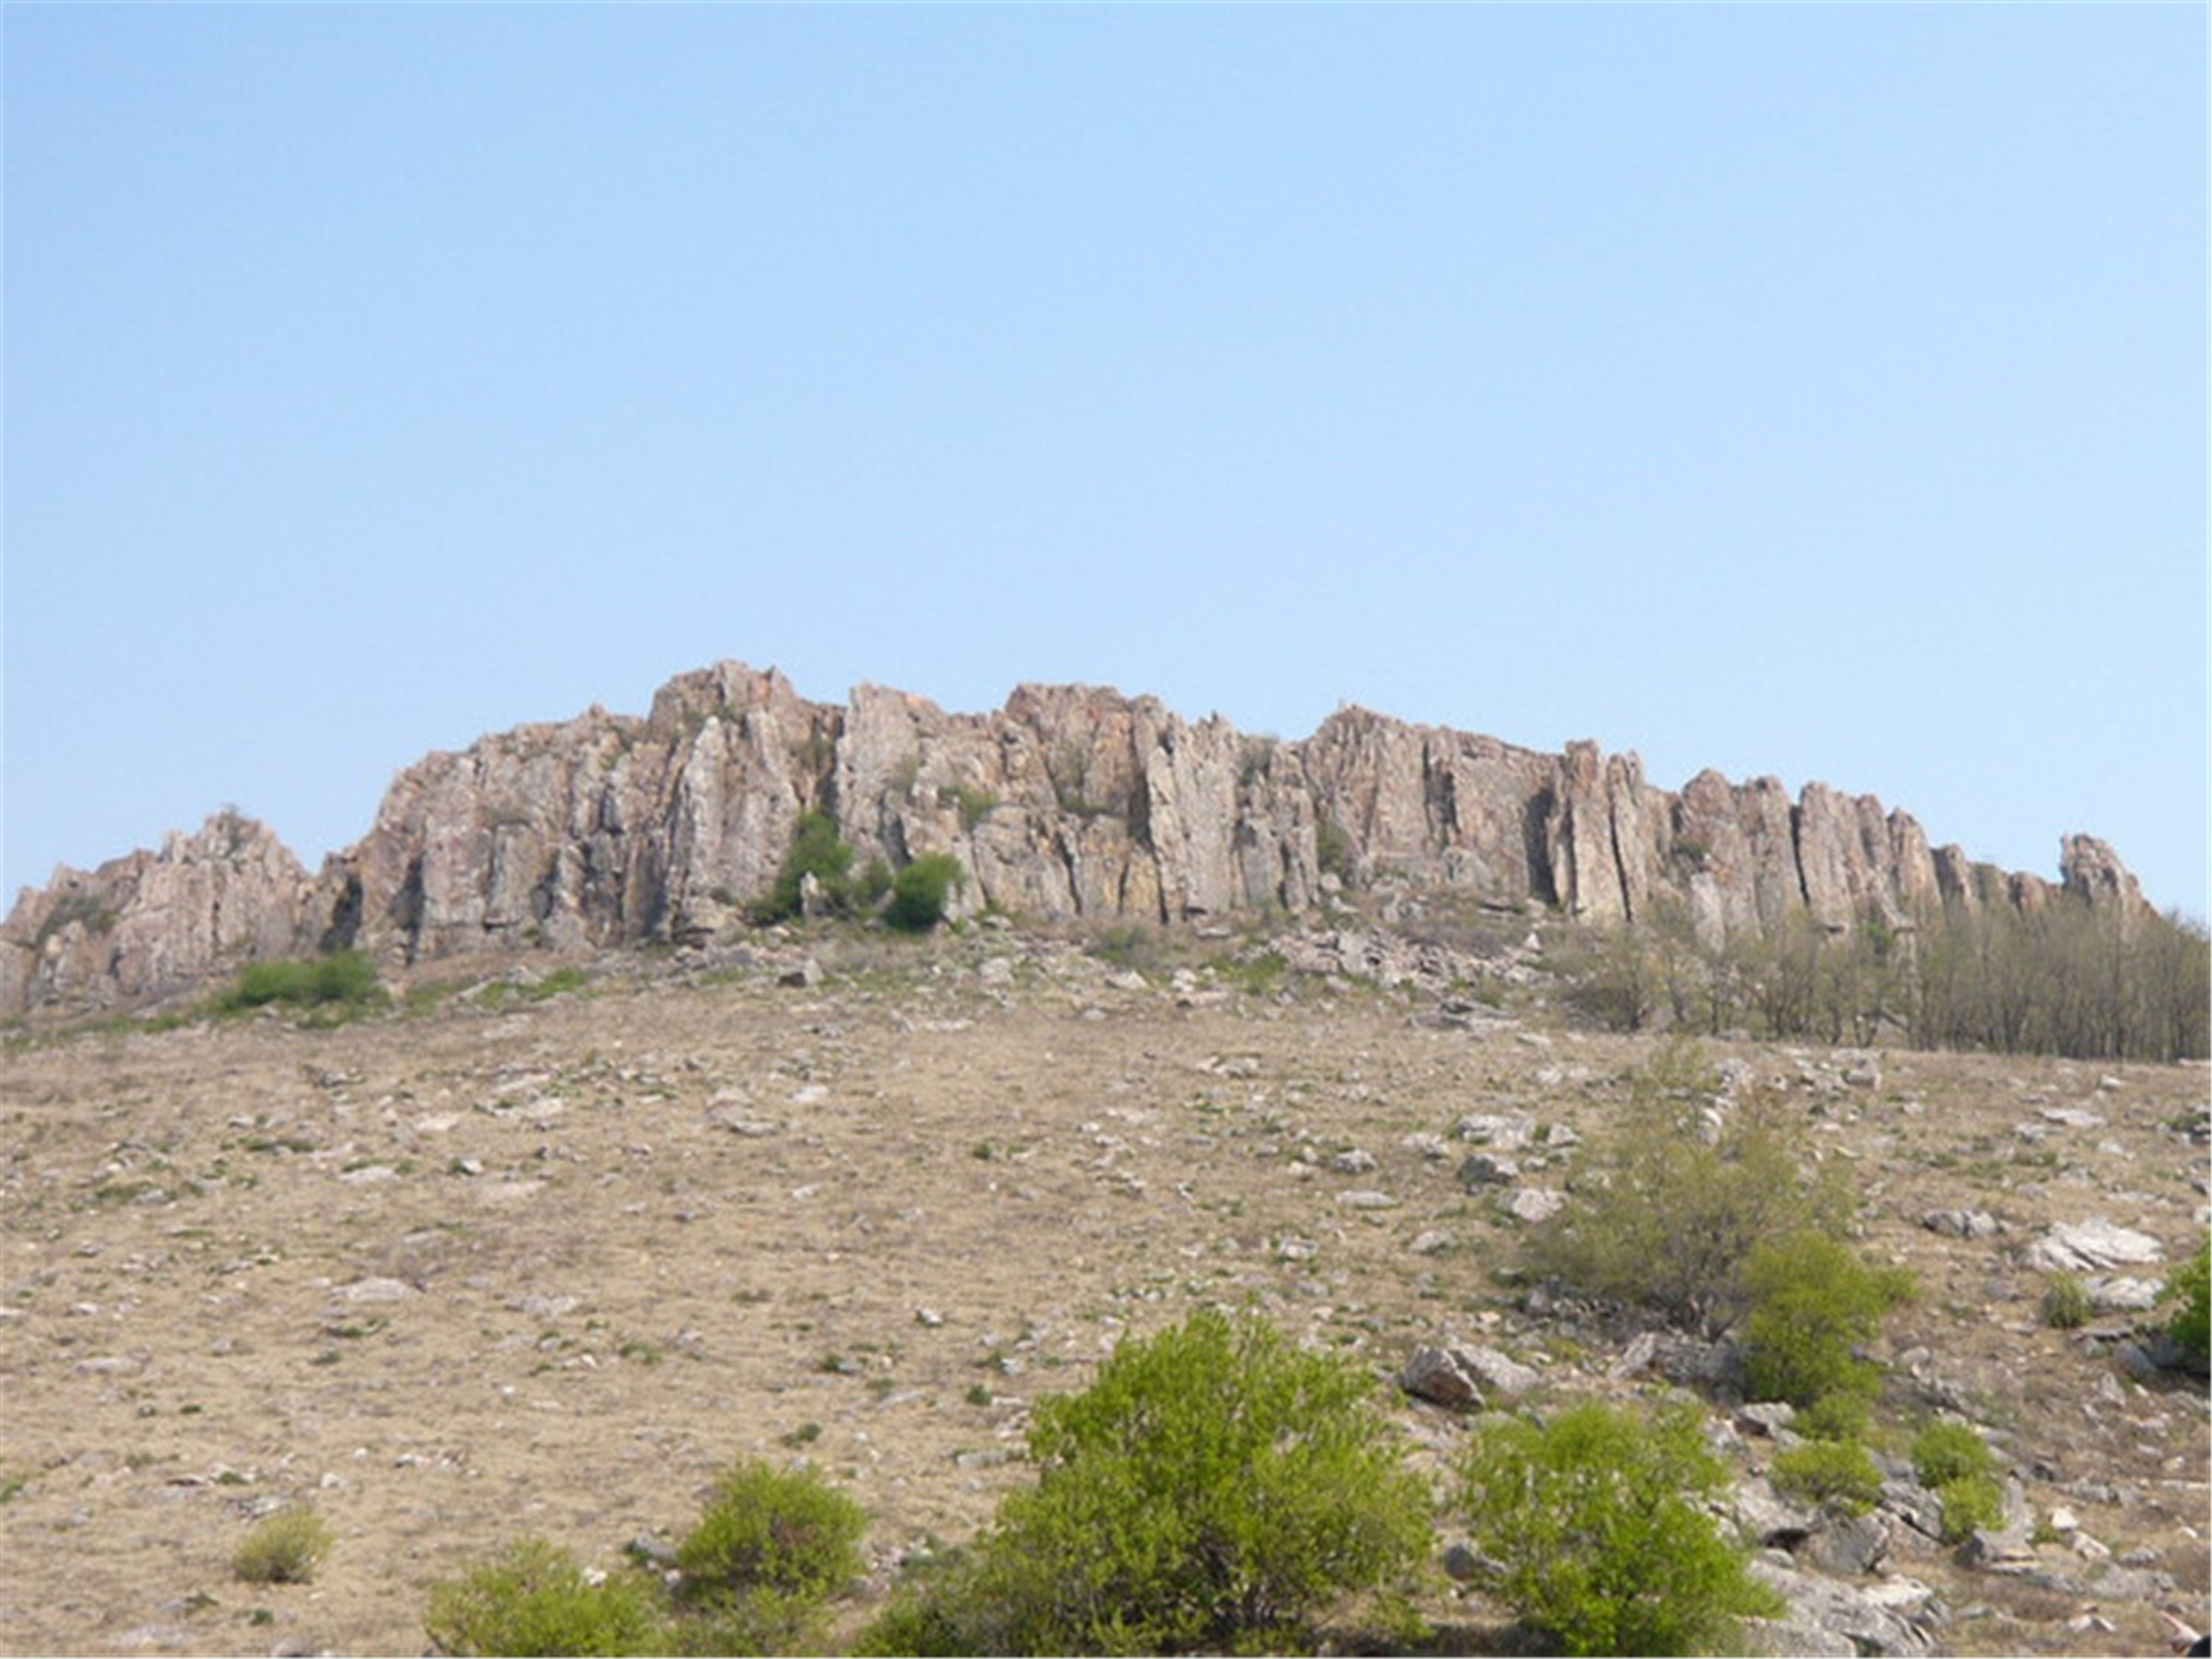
0, 661, 2147, 1016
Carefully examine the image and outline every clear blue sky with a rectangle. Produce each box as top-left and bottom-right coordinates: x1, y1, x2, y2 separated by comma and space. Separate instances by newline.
6, 6, 2206, 920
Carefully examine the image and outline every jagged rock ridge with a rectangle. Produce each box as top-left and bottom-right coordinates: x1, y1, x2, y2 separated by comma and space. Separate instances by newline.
0, 661, 2147, 1014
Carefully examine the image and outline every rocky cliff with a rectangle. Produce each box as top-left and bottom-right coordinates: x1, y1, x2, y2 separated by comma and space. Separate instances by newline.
0, 661, 2148, 1015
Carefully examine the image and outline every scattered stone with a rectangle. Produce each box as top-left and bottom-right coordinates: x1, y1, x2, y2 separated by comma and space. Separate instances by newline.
336, 1277, 416, 1305
1653, 1334, 1745, 1393
1802, 1508, 1891, 1577
1877, 1480, 1947, 1553
1736, 1401, 1798, 1438
707, 1107, 781, 1137
1955, 1524, 2038, 1571
509, 1293, 579, 1319
1607, 1330, 1662, 1381
1922, 1208, 2000, 1239
777, 959, 821, 989
1734, 1476, 1818, 1547
1329, 1148, 1379, 1174
1457, 1345, 1539, 1397
1746, 1559, 1942, 1656
2085, 1275, 2161, 1312
2039, 1106, 2108, 1130
1457, 1151, 1519, 1188
1335, 1189, 1395, 1210
1407, 1229, 1456, 1256
1502, 1187, 1565, 1225
1440, 1541, 1484, 1583
72, 1354, 148, 1378
1455, 1112, 1535, 1149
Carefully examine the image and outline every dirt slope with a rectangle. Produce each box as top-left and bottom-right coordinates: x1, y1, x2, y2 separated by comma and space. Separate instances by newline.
2, 928, 2205, 1656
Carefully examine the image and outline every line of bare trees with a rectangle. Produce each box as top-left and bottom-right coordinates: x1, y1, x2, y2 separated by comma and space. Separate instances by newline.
1556, 894, 2209, 1063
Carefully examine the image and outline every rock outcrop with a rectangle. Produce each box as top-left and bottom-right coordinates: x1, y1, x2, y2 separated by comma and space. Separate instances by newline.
0, 660, 2153, 1015
0, 812, 318, 1014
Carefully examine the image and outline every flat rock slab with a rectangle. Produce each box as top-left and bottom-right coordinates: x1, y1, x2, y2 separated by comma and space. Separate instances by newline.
2024, 1218, 2165, 1274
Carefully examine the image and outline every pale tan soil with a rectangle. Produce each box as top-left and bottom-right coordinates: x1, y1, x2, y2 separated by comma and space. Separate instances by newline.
1, 929, 2206, 1658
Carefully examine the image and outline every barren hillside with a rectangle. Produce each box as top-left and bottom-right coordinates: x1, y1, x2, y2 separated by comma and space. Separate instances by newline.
2, 919, 2206, 1656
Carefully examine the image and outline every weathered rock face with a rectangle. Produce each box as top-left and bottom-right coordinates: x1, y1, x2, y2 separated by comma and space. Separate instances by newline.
0, 812, 318, 1012
0, 661, 2154, 1014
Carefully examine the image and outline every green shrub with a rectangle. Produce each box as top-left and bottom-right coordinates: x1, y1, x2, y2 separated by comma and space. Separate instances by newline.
1741, 1231, 1914, 1409
425, 1536, 664, 1656
1910, 1421, 1995, 1490
1769, 1439, 1884, 1516
1794, 1392, 1872, 1443
884, 854, 965, 935
232, 1507, 334, 1584
1458, 1399, 1781, 1656
873, 1310, 1430, 1654
853, 1545, 1012, 1658
1936, 1473, 2006, 1543
2041, 1273, 2094, 1330
752, 809, 856, 924
670, 1458, 865, 1649
217, 950, 382, 1015
2159, 1236, 2210, 1366
1527, 1041, 1852, 1336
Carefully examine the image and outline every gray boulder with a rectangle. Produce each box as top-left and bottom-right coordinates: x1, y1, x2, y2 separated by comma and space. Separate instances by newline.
1746, 1559, 1942, 1656
1398, 1347, 1484, 1411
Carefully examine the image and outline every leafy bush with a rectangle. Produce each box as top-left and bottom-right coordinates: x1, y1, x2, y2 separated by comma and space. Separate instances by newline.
1741, 1231, 1914, 1409
2160, 1235, 2210, 1366
864, 1310, 1430, 1654
232, 1507, 334, 1584
1794, 1392, 1872, 1443
670, 1458, 865, 1649
1458, 1399, 1781, 1656
752, 809, 856, 924
885, 854, 965, 934
1527, 1041, 1851, 1336
425, 1536, 665, 1656
2041, 1272, 2094, 1330
1936, 1473, 2006, 1544
1769, 1439, 1884, 1516
853, 1545, 1018, 1658
216, 950, 382, 1015
1910, 1421, 1995, 1490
